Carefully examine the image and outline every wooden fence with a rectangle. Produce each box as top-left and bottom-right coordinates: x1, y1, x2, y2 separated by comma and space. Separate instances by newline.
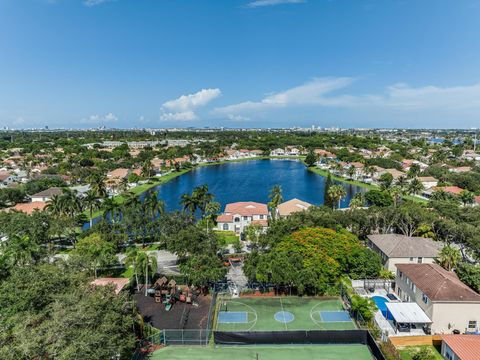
389, 335, 442, 347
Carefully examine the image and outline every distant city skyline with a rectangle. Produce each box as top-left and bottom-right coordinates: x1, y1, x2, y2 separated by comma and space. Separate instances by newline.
1, 1, 480, 129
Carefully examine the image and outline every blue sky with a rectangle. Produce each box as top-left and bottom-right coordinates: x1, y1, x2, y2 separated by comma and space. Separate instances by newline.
1, 0, 480, 129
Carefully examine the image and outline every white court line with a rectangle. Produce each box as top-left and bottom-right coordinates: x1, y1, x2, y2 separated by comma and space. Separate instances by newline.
279, 297, 288, 330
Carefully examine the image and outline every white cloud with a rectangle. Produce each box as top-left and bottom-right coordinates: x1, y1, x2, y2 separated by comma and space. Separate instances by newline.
246, 0, 306, 8
227, 114, 251, 122
83, 0, 115, 7
214, 77, 480, 118
160, 111, 197, 121
81, 112, 118, 124
160, 88, 221, 121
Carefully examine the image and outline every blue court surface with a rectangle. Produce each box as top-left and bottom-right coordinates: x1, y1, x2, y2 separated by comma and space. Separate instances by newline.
319, 311, 352, 322
218, 311, 248, 324
274, 311, 295, 323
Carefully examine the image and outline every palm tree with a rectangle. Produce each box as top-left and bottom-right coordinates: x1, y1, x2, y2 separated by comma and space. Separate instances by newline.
395, 175, 408, 190
268, 184, 283, 219
141, 160, 153, 179
60, 189, 82, 219
118, 178, 129, 193
459, 190, 475, 206
389, 185, 403, 207
349, 194, 363, 210
205, 201, 221, 233
347, 165, 356, 180
45, 194, 64, 216
436, 244, 461, 271
2, 234, 40, 268
124, 246, 141, 291
180, 193, 197, 215
327, 185, 347, 209
103, 197, 122, 223
87, 173, 108, 198
83, 190, 101, 228
143, 191, 165, 220
137, 251, 158, 296
407, 178, 424, 196
193, 185, 214, 216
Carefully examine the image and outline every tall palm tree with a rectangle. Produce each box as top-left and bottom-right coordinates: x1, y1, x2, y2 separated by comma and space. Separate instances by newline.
395, 175, 408, 190
347, 165, 356, 180
45, 194, 64, 216
389, 185, 403, 207
408, 178, 424, 196
205, 201, 221, 233
268, 184, 283, 219
349, 194, 364, 210
118, 177, 129, 193
87, 173, 108, 198
60, 189, 82, 219
143, 191, 165, 220
436, 244, 461, 271
141, 160, 153, 179
327, 185, 347, 209
124, 246, 141, 291
103, 197, 122, 223
180, 193, 197, 215
459, 190, 475, 206
137, 251, 158, 296
83, 190, 101, 228
193, 185, 214, 216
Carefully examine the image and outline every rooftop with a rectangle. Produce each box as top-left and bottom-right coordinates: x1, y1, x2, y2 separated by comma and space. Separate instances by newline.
441, 335, 480, 360
224, 201, 269, 216
31, 187, 63, 198
277, 198, 312, 216
367, 234, 442, 258
396, 263, 480, 302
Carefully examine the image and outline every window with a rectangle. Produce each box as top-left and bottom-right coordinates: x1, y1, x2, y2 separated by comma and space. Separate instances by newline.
259, 215, 264, 219
422, 293, 429, 304
243, 216, 248, 220
223, 224, 229, 231
406, 277, 410, 285
234, 217, 240, 222
468, 320, 477, 329
398, 271, 403, 279
411, 283, 416, 292
409, 257, 414, 261
417, 257, 423, 264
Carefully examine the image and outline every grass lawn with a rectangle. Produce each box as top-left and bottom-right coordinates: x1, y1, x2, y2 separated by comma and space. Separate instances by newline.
307, 166, 427, 204
215, 296, 356, 331
214, 230, 239, 246
398, 345, 443, 360
150, 344, 373, 360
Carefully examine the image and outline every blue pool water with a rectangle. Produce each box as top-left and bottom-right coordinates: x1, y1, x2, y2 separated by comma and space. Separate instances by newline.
372, 296, 389, 317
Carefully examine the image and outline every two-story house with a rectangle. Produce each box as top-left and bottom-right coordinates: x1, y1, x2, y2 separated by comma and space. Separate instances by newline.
395, 263, 480, 334
216, 202, 269, 235
367, 234, 443, 272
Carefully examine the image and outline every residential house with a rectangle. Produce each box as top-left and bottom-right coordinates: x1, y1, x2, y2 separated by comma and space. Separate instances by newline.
107, 168, 130, 181
285, 146, 301, 156
12, 201, 47, 215
0, 171, 17, 188
395, 263, 480, 334
384, 168, 405, 181
433, 186, 464, 196
30, 187, 63, 202
216, 201, 269, 234
276, 198, 312, 217
270, 148, 285, 156
367, 234, 442, 272
441, 335, 480, 360
417, 176, 438, 190
449, 166, 472, 174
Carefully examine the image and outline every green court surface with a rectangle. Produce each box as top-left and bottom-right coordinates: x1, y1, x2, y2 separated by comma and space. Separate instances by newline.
150, 345, 373, 360
215, 296, 357, 331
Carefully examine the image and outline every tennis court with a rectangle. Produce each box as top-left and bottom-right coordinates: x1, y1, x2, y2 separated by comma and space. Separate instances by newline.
150, 344, 374, 360
215, 296, 356, 331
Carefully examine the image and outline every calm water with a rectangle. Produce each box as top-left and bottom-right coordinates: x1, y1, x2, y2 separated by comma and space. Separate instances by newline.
84, 159, 365, 230
144, 159, 365, 212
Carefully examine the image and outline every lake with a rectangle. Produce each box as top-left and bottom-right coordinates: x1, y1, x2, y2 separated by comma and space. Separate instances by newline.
83, 159, 366, 230
144, 159, 365, 212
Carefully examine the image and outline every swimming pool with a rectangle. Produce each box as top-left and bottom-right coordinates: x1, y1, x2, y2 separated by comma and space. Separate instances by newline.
371, 296, 389, 317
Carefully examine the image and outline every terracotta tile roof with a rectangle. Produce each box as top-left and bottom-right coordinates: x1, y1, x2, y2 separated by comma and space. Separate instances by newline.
217, 214, 233, 223
433, 186, 464, 195
0, 171, 12, 181
224, 202, 269, 216
417, 176, 437, 183
441, 335, 480, 360
396, 263, 480, 302
107, 168, 130, 179
367, 234, 442, 258
251, 219, 268, 227
90, 278, 130, 295
277, 198, 312, 216
13, 201, 47, 214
